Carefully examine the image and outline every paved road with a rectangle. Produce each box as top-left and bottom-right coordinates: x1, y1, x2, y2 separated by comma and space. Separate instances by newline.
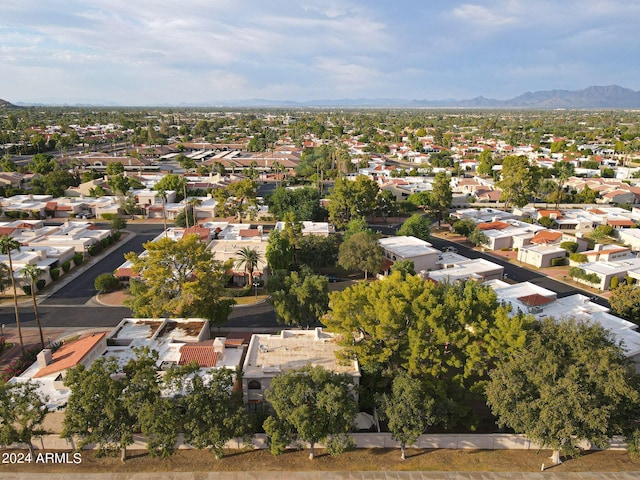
42, 230, 156, 306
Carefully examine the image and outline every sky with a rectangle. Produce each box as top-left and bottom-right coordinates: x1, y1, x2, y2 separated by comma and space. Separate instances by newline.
1, 0, 639, 105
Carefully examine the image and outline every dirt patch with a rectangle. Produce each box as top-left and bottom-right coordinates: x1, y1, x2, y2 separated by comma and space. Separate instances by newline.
1, 448, 639, 473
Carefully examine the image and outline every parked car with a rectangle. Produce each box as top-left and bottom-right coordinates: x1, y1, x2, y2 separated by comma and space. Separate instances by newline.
325, 275, 342, 283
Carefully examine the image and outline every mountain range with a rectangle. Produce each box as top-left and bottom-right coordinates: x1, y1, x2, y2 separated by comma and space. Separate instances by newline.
3, 85, 640, 109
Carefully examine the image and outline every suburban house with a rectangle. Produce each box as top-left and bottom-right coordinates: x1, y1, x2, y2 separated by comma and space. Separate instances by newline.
11, 318, 246, 410
489, 280, 640, 370
378, 236, 441, 274
425, 258, 504, 283
517, 244, 567, 268
573, 257, 640, 291
619, 228, 640, 251
242, 328, 360, 405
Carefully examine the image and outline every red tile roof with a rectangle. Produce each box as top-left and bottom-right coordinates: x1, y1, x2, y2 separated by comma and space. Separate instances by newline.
239, 229, 261, 237
183, 226, 211, 241
517, 294, 555, 307
0, 227, 16, 236
179, 342, 219, 368
530, 230, 562, 244
607, 219, 635, 227
34, 332, 107, 378
477, 221, 510, 231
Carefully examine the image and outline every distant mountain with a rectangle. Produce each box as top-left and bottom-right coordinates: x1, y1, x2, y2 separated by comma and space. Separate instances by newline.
0, 98, 17, 108
7, 85, 640, 108
209, 86, 640, 109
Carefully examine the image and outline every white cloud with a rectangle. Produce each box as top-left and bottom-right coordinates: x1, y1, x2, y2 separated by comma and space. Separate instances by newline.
452, 4, 516, 26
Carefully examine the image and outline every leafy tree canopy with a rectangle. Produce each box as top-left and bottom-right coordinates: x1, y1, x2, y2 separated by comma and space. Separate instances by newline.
264, 365, 357, 459
124, 234, 230, 324
486, 318, 639, 461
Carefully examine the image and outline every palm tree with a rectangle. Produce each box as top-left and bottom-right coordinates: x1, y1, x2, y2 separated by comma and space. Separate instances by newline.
21, 264, 45, 348
0, 235, 24, 353
234, 247, 262, 287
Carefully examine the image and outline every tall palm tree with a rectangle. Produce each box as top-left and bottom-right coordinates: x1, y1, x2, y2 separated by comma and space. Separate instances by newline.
20, 264, 45, 348
0, 235, 24, 353
234, 247, 262, 287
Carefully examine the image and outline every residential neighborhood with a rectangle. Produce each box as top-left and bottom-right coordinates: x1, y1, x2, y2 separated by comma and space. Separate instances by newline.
2, 106, 640, 473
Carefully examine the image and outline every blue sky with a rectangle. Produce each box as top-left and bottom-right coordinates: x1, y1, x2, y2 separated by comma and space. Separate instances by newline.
1, 0, 639, 105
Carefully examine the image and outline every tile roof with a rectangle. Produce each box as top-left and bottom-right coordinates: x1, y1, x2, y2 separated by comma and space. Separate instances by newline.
239, 229, 261, 237
530, 230, 563, 244
517, 293, 555, 307
183, 226, 211, 241
477, 220, 510, 231
178, 342, 219, 368
608, 219, 636, 227
34, 332, 107, 378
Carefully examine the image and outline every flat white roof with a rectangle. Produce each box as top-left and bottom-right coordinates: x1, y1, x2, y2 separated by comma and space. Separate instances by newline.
243, 328, 360, 379
379, 236, 439, 258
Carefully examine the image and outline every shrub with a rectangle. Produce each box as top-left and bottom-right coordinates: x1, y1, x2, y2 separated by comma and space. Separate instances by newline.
113, 231, 122, 241
551, 257, 566, 267
73, 253, 84, 265
538, 216, 557, 228
88, 242, 103, 256
325, 434, 356, 457
610, 276, 620, 289
62, 260, 72, 272
626, 275, 636, 285
22, 285, 31, 295
50, 267, 60, 281
560, 241, 579, 254
94, 273, 120, 293
36, 279, 46, 291
569, 253, 588, 263
101, 237, 110, 248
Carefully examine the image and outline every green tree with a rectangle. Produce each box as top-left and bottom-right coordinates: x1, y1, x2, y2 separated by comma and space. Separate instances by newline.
296, 235, 339, 270
468, 228, 489, 247
390, 259, 415, 278
62, 357, 135, 461
106, 162, 125, 176
234, 246, 262, 287
94, 273, 120, 293
20, 264, 45, 348
124, 234, 229, 323
107, 174, 130, 196
154, 174, 187, 200
609, 284, 640, 325
138, 397, 181, 458
28, 153, 57, 175
269, 267, 329, 328
0, 381, 49, 457
379, 371, 435, 460
476, 149, 494, 176
328, 176, 379, 228
267, 186, 324, 221
397, 214, 431, 241
452, 218, 477, 238
429, 171, 452, 226
110, 214, 127, 232
486, 318, 639, 464
406, 191, 431, 215
325, 274, 531, 425
338, 231, 384, 280
375, 190, 398, 221
538, 216, 558, 229
177, 369, 247, 459
497, 155, 535, 209
213, 178, 258, 222
265, 230, 294, 271
0, 235, 24, 352
264, 365, 357, 459
343, 217, 371, 241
